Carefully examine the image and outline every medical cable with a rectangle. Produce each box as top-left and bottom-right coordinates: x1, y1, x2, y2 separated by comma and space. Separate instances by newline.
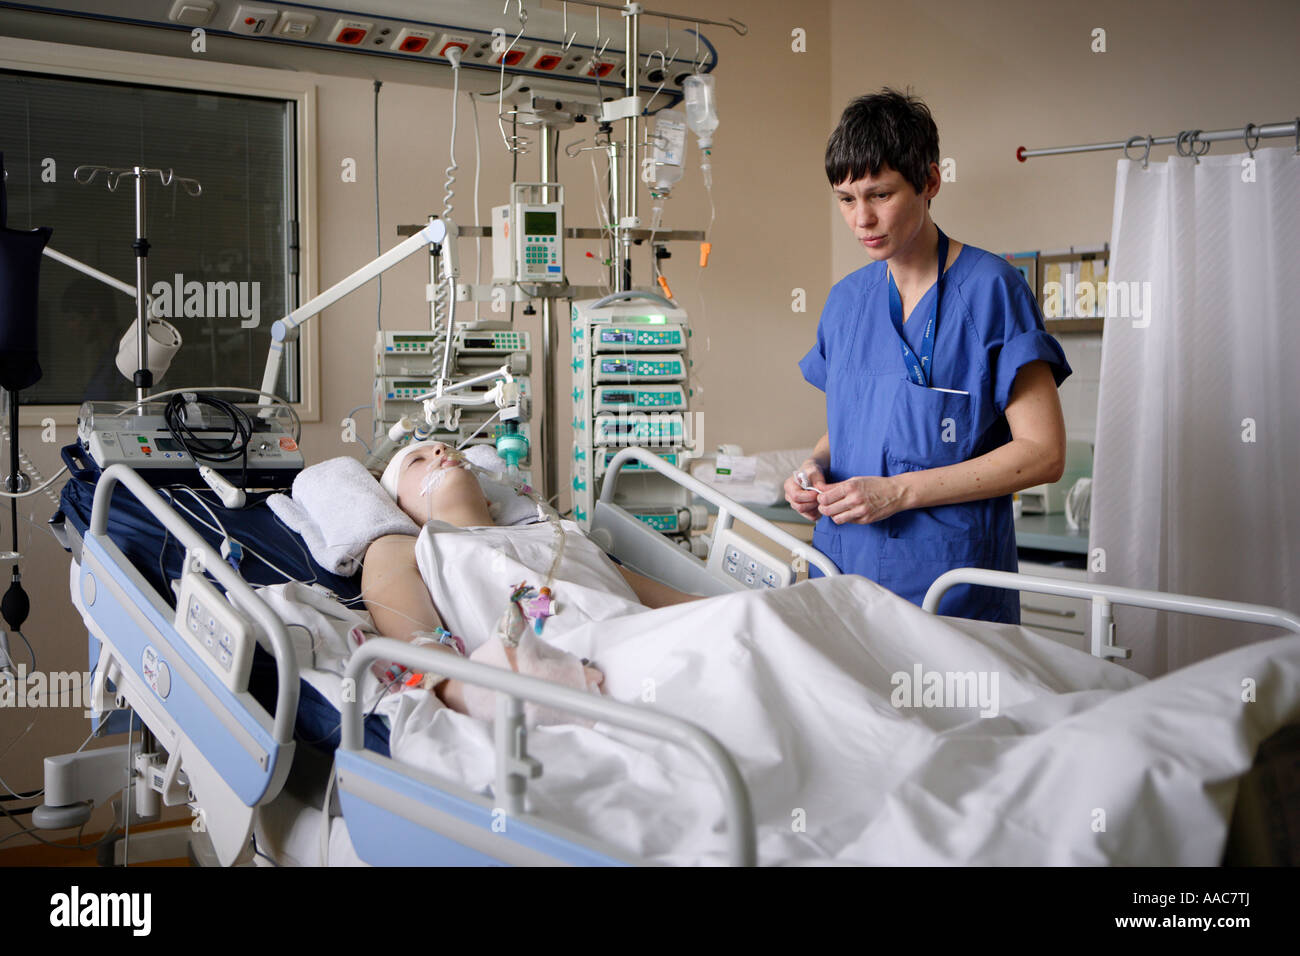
588, 153, 615, 295
165, 486, 309, 586
8, 628, 34, 671
0, 417, 67, 503
163, 392, 253, 499
454, 407, 504, 452
343, 404, 373, 455
374, 78, 384, 331
125, 386, 301, 442
432, 49, 462, 331
0, 713, 39, 797
0, 726, 94, 805
122, 716, 131, 865
469, 89, 483, 321
0, 806, 118, 852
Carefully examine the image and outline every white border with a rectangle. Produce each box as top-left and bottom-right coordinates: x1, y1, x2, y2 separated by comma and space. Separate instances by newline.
0, 35, 321, 424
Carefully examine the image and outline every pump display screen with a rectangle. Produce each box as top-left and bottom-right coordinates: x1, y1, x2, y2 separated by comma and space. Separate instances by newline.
524, 211, 557, 236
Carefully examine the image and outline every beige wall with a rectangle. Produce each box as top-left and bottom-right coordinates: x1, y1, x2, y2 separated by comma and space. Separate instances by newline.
2, 0, 1296, 848
828, 0, 1300, 276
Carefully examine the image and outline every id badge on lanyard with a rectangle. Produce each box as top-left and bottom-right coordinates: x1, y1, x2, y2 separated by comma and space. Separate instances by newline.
887, 228, 949, 388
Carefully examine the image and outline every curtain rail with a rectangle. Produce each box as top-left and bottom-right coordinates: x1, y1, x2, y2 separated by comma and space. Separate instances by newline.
1016, 120, 1298, 162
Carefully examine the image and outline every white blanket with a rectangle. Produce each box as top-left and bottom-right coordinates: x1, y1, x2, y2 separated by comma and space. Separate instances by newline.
375, 575, 1300, 865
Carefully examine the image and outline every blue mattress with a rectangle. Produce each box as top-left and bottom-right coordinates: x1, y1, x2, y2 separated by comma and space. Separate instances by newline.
55, 444, 391, 757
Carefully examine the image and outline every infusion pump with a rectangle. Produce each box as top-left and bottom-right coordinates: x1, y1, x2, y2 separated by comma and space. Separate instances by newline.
493, 183, 565, 284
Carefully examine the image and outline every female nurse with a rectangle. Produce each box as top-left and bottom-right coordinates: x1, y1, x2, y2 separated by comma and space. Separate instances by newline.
785, 89, 1071, 623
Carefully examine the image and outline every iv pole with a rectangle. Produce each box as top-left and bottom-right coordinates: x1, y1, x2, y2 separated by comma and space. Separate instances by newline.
73, 165, 202, 403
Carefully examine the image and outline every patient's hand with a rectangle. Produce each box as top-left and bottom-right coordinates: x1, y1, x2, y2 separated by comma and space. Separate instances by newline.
438, 661, 604, 715
501, 643, 604, 688
445, 634, 604, 725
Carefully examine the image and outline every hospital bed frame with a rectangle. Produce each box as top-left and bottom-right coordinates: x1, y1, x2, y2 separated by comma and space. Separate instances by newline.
47, 450, 834, 865
48, 452, 1300, 865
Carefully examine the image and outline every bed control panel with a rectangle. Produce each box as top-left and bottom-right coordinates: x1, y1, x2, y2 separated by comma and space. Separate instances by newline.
172, 570, 256, 694
706, 528, 794, 591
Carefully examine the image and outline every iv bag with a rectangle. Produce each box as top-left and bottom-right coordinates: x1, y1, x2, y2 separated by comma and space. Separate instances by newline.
682, 74, 719, 149
652, 110, 687, 195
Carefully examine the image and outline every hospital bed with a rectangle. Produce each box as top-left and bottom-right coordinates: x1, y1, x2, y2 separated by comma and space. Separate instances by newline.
45, 446, 1300, 866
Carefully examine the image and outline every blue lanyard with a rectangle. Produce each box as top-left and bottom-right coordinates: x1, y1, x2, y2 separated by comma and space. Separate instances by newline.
887, 228, 949, 388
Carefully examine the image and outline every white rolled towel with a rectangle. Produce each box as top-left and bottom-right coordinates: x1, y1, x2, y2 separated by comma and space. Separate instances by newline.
268, 456, 419, 575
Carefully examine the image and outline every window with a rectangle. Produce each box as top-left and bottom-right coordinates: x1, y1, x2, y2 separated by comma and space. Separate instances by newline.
0, 70, 297, 406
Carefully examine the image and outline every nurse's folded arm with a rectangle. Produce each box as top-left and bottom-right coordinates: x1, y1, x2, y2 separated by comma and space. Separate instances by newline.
814, 360, 1066, 524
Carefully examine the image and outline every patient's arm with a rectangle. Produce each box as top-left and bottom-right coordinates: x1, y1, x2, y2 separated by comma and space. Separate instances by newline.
361, 534, 443, 642
361, 533, 468, 711
617, 565, 701, 608
360, 533, 602, 712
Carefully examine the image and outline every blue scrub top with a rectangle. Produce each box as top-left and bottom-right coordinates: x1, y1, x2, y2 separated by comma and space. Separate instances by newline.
799, 244, 1071, 622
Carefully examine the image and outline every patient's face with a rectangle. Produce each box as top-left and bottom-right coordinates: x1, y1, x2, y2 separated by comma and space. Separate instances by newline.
395, 442, 493, 527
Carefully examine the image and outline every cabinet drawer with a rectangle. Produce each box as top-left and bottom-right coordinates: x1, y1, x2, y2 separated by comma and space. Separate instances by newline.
1017, 562, 1090, 642
1020, 592, 1088, 635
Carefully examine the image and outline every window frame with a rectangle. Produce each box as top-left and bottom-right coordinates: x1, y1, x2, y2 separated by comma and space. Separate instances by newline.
0, 35, 321, 426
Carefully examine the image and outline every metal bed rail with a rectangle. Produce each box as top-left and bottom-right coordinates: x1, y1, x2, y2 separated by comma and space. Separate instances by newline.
923, 568, 1300, 660
599, 446, 839, 579
342, 638, 758, 866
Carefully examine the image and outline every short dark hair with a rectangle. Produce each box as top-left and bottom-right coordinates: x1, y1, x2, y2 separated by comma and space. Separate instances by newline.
825, 88, 939, 195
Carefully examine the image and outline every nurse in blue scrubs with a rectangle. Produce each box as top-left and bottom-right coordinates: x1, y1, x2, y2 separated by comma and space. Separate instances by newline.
786, 90, 1071, 623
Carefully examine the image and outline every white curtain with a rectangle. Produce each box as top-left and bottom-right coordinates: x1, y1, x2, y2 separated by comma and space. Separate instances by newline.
1091, 147, 1299, 677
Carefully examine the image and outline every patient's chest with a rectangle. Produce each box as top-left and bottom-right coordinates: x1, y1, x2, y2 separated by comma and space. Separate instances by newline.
414, 520, 644, 652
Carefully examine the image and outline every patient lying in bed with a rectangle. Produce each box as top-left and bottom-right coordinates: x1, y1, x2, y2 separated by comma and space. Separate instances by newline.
361, 441, 698, 715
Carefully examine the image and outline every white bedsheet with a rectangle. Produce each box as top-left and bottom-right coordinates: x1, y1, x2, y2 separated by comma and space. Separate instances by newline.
373, 575, 1300, 865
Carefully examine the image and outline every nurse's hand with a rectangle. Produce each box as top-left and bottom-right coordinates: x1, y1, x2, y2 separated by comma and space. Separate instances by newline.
784, 461, 827, 521
817, 475, 909, 525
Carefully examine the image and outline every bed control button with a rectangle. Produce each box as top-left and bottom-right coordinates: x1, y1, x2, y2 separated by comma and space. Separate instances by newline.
744, 573, 756, 587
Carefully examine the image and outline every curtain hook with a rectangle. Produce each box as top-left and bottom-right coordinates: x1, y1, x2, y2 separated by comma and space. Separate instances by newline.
1124, 134, 1152, 169
1242, 122, 1259, 159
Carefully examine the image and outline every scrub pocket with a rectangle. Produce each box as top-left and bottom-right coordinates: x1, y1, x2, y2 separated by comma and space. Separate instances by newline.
809, 522, 843, 578
884, 379, 974, 470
